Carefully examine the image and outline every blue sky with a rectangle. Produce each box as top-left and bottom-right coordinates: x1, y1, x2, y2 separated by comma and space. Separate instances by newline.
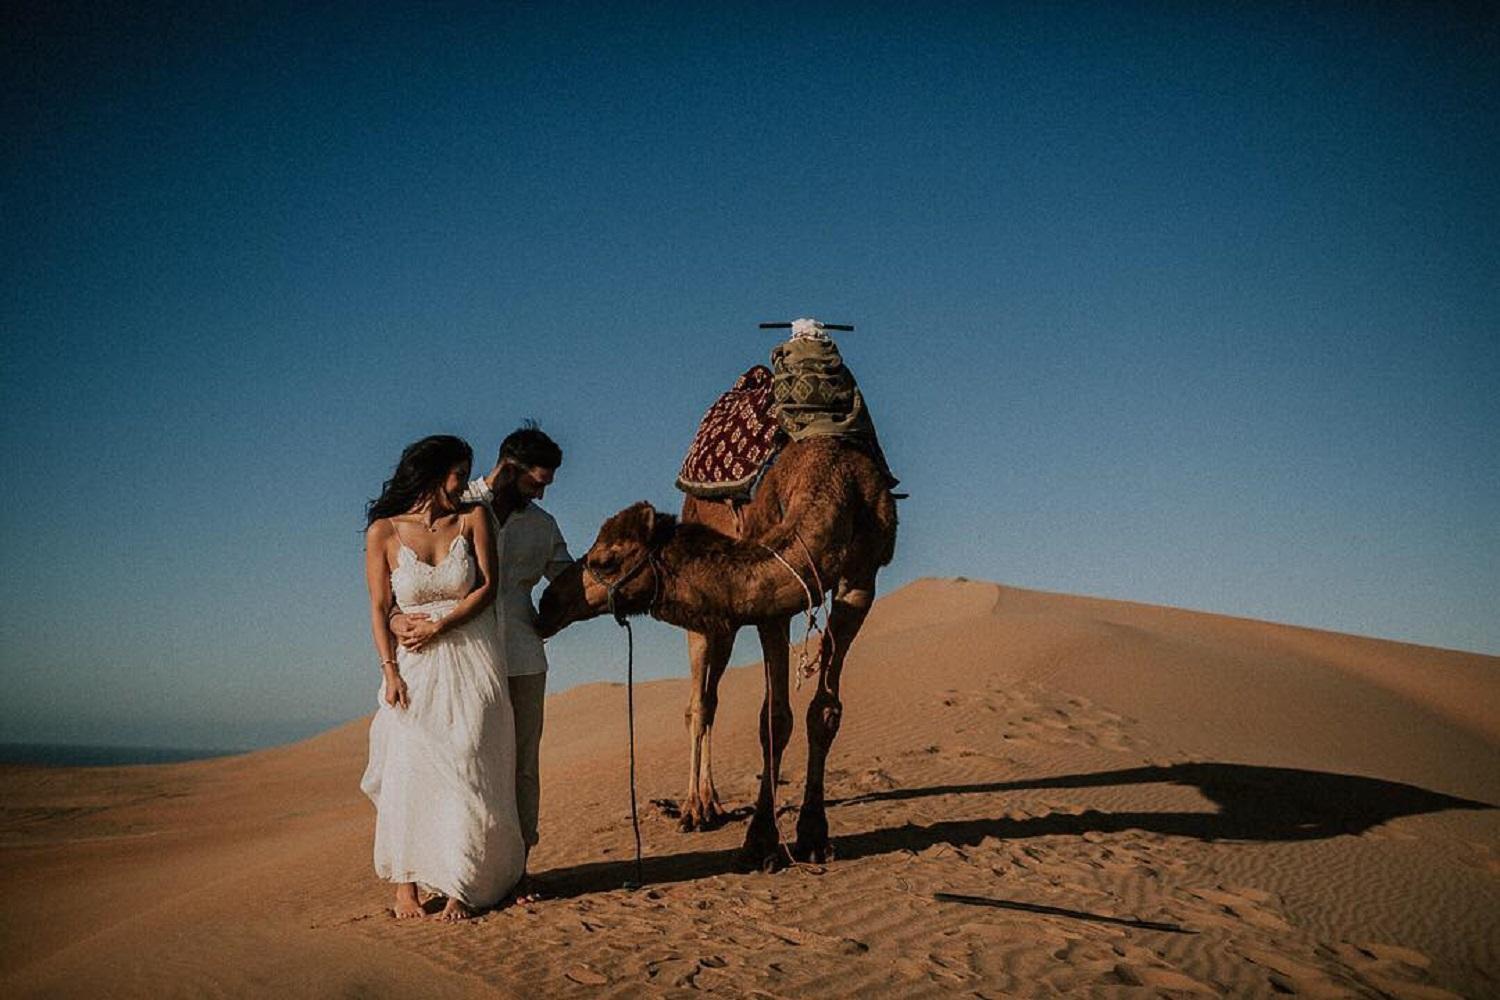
2, 2, 1496, 750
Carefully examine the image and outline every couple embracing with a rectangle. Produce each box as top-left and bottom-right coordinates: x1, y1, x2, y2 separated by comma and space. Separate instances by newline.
359, 425, 571, 921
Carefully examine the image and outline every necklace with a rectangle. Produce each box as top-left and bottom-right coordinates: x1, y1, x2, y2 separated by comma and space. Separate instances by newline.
399, 511, 451, 532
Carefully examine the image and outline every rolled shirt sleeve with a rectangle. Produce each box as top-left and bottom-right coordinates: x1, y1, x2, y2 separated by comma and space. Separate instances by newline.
545, 520, 574, 582
463, 477, 493, 506
495, 503, 570, 677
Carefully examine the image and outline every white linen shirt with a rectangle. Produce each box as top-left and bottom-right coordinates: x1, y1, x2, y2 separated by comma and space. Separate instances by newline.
463, 477, 574, 677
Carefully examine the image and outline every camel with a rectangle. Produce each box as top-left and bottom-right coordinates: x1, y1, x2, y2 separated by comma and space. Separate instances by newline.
537, 435, 898, 869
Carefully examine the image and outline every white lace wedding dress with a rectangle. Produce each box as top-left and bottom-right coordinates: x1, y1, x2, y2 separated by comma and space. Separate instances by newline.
360, 530, 525, 909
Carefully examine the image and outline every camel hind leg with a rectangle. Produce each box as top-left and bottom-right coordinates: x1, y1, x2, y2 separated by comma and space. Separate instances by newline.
681, 626, 733, 831
740, 615, 793, 870
792, 577, 875, 863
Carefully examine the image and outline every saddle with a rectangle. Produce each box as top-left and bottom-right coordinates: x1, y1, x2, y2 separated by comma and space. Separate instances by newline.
676, 335, 900, 503
674, 365, 782, 501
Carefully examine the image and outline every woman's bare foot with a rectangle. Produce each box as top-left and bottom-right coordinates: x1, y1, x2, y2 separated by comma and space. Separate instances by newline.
393, 882, 424, 920
435, 897, 473, 922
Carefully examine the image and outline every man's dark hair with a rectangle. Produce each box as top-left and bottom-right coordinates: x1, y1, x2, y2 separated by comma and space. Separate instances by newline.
498, 421, 562, 469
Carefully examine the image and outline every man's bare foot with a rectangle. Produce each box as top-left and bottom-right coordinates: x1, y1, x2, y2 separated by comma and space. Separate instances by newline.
393, 883, 423, 920
435, 897, 473, 922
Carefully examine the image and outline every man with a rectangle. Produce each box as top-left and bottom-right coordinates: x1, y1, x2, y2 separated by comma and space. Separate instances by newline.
391, 423, 572, 891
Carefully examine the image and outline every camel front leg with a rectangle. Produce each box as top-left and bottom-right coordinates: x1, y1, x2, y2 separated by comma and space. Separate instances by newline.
793, 580, 874, 863
741, 616, 793, 870
681, 626, 734, 831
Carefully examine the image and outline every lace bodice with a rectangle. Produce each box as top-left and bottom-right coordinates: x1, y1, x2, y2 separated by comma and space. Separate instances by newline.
390, 534, 475, 611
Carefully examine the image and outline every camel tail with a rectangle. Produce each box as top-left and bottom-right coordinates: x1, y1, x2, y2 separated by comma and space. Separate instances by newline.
873, 487, 898, 568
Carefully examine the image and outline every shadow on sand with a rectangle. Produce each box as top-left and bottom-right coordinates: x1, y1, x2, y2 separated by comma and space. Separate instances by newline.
537, 762, 1493, 900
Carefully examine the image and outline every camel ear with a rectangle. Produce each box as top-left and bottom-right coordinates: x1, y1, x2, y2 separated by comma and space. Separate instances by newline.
624, 500, 654, 548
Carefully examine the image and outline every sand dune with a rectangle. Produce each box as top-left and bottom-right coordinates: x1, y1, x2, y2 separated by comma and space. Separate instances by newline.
3, 578, 1496, 997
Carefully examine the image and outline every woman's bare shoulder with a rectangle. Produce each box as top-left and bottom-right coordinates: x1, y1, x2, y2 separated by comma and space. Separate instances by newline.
460, 504, 491, 531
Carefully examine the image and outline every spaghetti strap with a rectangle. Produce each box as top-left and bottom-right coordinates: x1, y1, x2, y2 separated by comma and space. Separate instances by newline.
386, 518, 409, 560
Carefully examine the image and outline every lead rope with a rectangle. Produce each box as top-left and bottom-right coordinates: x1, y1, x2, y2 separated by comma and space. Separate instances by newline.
605, 583, 645, 889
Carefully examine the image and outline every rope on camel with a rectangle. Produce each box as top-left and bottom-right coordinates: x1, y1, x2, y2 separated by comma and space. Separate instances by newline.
759, 530, 834, 692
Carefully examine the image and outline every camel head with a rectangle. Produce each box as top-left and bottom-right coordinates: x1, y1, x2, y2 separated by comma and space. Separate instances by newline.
537, 501, 676, 636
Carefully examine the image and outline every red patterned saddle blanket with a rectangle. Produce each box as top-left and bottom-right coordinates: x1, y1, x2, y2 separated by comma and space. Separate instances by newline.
675, 365, 781, 500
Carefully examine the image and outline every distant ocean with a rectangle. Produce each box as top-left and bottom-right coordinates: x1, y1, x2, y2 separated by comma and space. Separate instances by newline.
0, 743, 242, 768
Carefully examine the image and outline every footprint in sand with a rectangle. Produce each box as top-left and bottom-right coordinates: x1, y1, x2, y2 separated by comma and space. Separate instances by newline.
971, 681, 1145, 751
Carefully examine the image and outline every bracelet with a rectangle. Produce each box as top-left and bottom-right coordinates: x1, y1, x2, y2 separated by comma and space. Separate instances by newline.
380, 658, 398, 668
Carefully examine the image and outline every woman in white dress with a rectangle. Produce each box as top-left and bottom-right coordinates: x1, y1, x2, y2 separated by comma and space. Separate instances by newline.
360, 434, 525, 921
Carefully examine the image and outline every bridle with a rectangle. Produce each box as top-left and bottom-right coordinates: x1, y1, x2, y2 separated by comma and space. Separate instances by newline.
582, 549, 664, 626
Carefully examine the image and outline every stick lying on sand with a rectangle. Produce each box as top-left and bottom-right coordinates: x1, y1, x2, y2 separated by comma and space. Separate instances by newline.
933, 892, 1195, 934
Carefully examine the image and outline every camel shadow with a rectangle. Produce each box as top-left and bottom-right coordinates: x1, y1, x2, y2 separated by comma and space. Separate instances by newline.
536, 762, 1493, 900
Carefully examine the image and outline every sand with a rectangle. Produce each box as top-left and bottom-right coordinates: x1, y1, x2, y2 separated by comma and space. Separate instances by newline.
2, 577, 1496, 998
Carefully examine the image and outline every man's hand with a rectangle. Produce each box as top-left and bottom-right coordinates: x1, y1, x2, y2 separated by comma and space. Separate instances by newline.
391, 612, 437, 650
486, 459, 520, 494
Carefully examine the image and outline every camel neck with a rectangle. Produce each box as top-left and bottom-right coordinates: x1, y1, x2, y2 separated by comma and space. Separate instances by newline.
656, 524, 821, 628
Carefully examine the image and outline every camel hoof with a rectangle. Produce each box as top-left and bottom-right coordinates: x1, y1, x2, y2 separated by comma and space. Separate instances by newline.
738, 816, 785, 873
678, 800, 729, 832
734, 844, 788, 873
791, 838, 835, 864
795, 809, 829, 856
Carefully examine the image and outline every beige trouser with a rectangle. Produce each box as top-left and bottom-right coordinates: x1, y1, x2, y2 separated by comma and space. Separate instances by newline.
508, 671, 546, 848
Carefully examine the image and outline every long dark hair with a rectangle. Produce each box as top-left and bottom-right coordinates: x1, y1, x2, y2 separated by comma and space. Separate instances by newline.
366, 435, 474, 526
